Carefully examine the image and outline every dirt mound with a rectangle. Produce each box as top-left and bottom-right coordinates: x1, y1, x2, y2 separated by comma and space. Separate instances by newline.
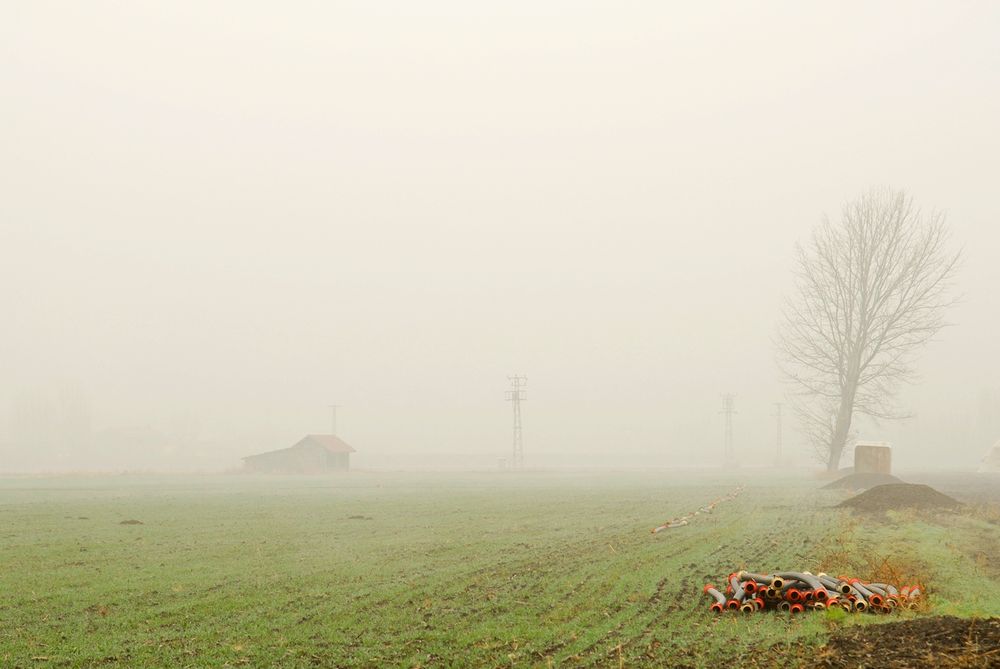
838, 483, 961, 513
816, 615, 1000, 668
823, 471, 903, 490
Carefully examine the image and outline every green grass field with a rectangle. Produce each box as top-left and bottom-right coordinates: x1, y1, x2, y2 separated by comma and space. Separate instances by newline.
2, 471, 998, 668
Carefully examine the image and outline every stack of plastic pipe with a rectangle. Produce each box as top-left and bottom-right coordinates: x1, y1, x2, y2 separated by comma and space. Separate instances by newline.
702, 570, 922, 614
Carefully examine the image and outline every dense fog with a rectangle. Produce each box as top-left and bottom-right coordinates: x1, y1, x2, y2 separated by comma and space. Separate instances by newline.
3, 2, 999, 472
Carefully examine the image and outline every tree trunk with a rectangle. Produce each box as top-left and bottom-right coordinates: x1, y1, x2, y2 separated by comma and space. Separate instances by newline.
827, 388, 855, 472
827, 438, 846, 472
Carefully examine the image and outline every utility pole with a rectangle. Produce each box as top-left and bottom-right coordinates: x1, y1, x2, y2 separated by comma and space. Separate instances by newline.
505, 376, 527, 469
328, 404, 341, 436
773, 402, 783, 463
720, 394, 736, 463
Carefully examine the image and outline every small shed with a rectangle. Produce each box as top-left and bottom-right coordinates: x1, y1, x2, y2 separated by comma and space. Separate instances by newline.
243, 434, 356, 474
853, 441, 892, 475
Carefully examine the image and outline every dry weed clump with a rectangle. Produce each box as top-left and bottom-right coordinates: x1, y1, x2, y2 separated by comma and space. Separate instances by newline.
816, 527, 931, 612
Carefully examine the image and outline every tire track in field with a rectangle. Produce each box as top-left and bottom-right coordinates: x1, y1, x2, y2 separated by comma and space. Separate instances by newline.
535, 543, 694, 661
562, 512, 749, 666
529, 529, 705, 661
354, 490, 729, 664
333, 526, 647, 667
458, 490, 716, 592
570, 493, 830, 667
535, 533, 683, 657
634, 503, 839, 665
341, 492, 785, 666
577, 551, 737, 663
342, 529, 647, 661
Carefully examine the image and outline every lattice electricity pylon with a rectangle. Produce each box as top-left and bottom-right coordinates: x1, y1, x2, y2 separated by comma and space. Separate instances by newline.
720, 393, 737, 463
328, 404, 341, 436
505, 375, 527, 469
773, 402, 783, 463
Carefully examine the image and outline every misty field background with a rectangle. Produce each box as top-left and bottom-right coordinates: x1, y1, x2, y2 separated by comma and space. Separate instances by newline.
2, 472, 998, 667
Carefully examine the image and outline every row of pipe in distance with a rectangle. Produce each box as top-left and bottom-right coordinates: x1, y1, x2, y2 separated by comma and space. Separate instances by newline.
702, 570, 922, 614
651, 486, 744, 533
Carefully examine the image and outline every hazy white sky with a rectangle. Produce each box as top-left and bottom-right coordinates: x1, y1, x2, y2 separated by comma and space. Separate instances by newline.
2, 2, 999, 470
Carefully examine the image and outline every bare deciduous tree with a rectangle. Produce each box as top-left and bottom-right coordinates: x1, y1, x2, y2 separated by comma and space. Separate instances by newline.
777, 187, 960, 471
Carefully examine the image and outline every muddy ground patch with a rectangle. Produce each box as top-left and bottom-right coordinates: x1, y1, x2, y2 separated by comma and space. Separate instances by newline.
815, 615, 999, 668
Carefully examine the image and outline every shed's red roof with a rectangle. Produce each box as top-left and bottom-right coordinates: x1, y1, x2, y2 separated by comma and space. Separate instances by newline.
242, 434, 357, 461
298, 434, 356, 454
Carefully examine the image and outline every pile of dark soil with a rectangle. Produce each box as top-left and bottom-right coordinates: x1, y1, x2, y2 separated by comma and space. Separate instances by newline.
838, 483, 962, 513
816, 615, 1000, 668
823, 471, 903, 491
